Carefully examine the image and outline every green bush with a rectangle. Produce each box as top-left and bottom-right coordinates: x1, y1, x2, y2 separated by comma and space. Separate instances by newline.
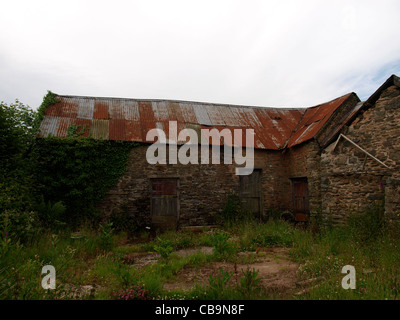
348, 202, 385, 243
36, 197, 66, 230
153, 237, 174, 260
97, 222, 115, 251
210, 231, 235, 258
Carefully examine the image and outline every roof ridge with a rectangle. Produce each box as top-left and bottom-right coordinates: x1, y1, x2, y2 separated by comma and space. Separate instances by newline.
55, 93, 306, 111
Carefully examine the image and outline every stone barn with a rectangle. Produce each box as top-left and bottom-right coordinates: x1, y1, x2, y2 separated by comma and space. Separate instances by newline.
38, 74, 400, 228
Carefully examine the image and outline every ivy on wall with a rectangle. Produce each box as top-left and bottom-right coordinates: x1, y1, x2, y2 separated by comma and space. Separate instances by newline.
31, 136, 140, 225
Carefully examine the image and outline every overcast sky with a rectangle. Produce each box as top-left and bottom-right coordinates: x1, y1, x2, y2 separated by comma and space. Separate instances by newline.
1, 0, 400, 110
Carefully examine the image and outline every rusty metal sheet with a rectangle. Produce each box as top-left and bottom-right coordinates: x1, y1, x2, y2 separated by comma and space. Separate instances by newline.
40, 92, 354, 150
228, 107, 249, 127
77, 98, 94, 120
192, 104, 212, 126
122, 100, 140, 121
109, 99, 124, 120
93, 100, 110, 119
287, 93, 352, 148
57, 117, 74, 137
319, 101, 364, 147
58, 97, 78, 118
138, 101, 155, 121
217, 106, 237, 127
179, 102, 198, 123
91, 119, 109, 140
74, 118, 91, 137
124, 120, 142, 142
141, 121, 158, 143
109, 119, 126, 140
205, 104, 226, 126
38, 116, 59, 137
239, 107, 263, 128
152, 101, 170, 121
166, 102, 184, 122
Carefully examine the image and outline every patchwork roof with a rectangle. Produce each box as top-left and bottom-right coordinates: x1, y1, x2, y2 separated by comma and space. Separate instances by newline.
38, 93, 356, 150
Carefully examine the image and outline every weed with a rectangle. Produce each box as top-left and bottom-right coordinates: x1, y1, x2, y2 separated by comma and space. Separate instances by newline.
98, 222, 115, 252
153, 237, 174, 260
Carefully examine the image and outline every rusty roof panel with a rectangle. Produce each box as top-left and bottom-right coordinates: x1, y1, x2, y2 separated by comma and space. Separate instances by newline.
319, 101, 364, 147
287, 93, 352, 148
122, 100, 140, 121
205, 104, 226, 126
77, 98, 94, 120
74, 118, 91, 137
40, 92, 356, 150
217, 106, 236, 127
125, 120, 142, 142
141, 121, 158, 143
152, 101, 170, 122
62, 97, 79, 118
166, 102, 184, 122
193, 104, 212, 126
177, 103, 196, 123
138, 101, 155, 121
229, 107, 249, 127
109, 100, 124, 120
109, 119, 126, 140
38, 116, 59, 137
57, 117, 74, 137
91, 119, 109, 140
93, 100, 110, 119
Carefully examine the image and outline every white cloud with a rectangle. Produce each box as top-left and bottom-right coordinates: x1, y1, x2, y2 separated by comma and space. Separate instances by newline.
1, 0, 400, 109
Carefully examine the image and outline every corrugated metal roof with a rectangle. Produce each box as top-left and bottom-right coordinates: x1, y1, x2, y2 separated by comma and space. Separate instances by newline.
286, 93, 353, 148
38, 94, 355, 150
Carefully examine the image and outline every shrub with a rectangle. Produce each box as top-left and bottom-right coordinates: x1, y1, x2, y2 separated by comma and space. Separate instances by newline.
98, 222, 115, 251
153, 237, 174, 260
348, 202, 385, 243
239, 267, 263, 296
207, 268, 233, 299
210, 231, 235, 258
36, 197, 66, 230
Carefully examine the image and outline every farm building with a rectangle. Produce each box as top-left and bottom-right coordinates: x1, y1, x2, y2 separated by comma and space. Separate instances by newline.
37, 75, 400, 228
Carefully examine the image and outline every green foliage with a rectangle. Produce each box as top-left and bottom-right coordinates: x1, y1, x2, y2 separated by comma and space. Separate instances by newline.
239, 268, 263, 296
0, 100, 36, 203
31, 137, 138, 225
153, 237, 174, 260
32, 91, 60, 134
348, 202, 385, 243
109, 207, 140, 235
98, 222, 115, 251
36, 196, 67, 229
66, 124, 87, 138
217, 192, 247, 224
207, 268, 233, 299
210, 231, 236, 259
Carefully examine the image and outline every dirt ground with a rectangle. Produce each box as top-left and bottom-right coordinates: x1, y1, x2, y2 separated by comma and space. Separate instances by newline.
128, 247, 302, 297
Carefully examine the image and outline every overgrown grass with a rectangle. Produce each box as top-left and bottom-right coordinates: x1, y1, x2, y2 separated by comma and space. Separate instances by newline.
1, 205, 399, 300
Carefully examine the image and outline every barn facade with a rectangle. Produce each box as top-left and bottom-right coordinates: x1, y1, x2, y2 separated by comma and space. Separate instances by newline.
38, 75, 400, 228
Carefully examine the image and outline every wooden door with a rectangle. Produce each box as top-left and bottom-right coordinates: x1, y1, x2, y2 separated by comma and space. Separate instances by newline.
151, 179, 178, 229
239, 169, 261, 217
292, 178, 309, 222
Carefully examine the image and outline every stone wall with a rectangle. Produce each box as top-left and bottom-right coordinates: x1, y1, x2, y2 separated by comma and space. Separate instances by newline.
97, 144, 289, 228
320, 84, 400, 224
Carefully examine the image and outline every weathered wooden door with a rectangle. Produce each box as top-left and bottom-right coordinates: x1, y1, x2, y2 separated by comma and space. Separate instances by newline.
239, 169, 261, 217
151, 179, 178, 229
292, 178, 309, 222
